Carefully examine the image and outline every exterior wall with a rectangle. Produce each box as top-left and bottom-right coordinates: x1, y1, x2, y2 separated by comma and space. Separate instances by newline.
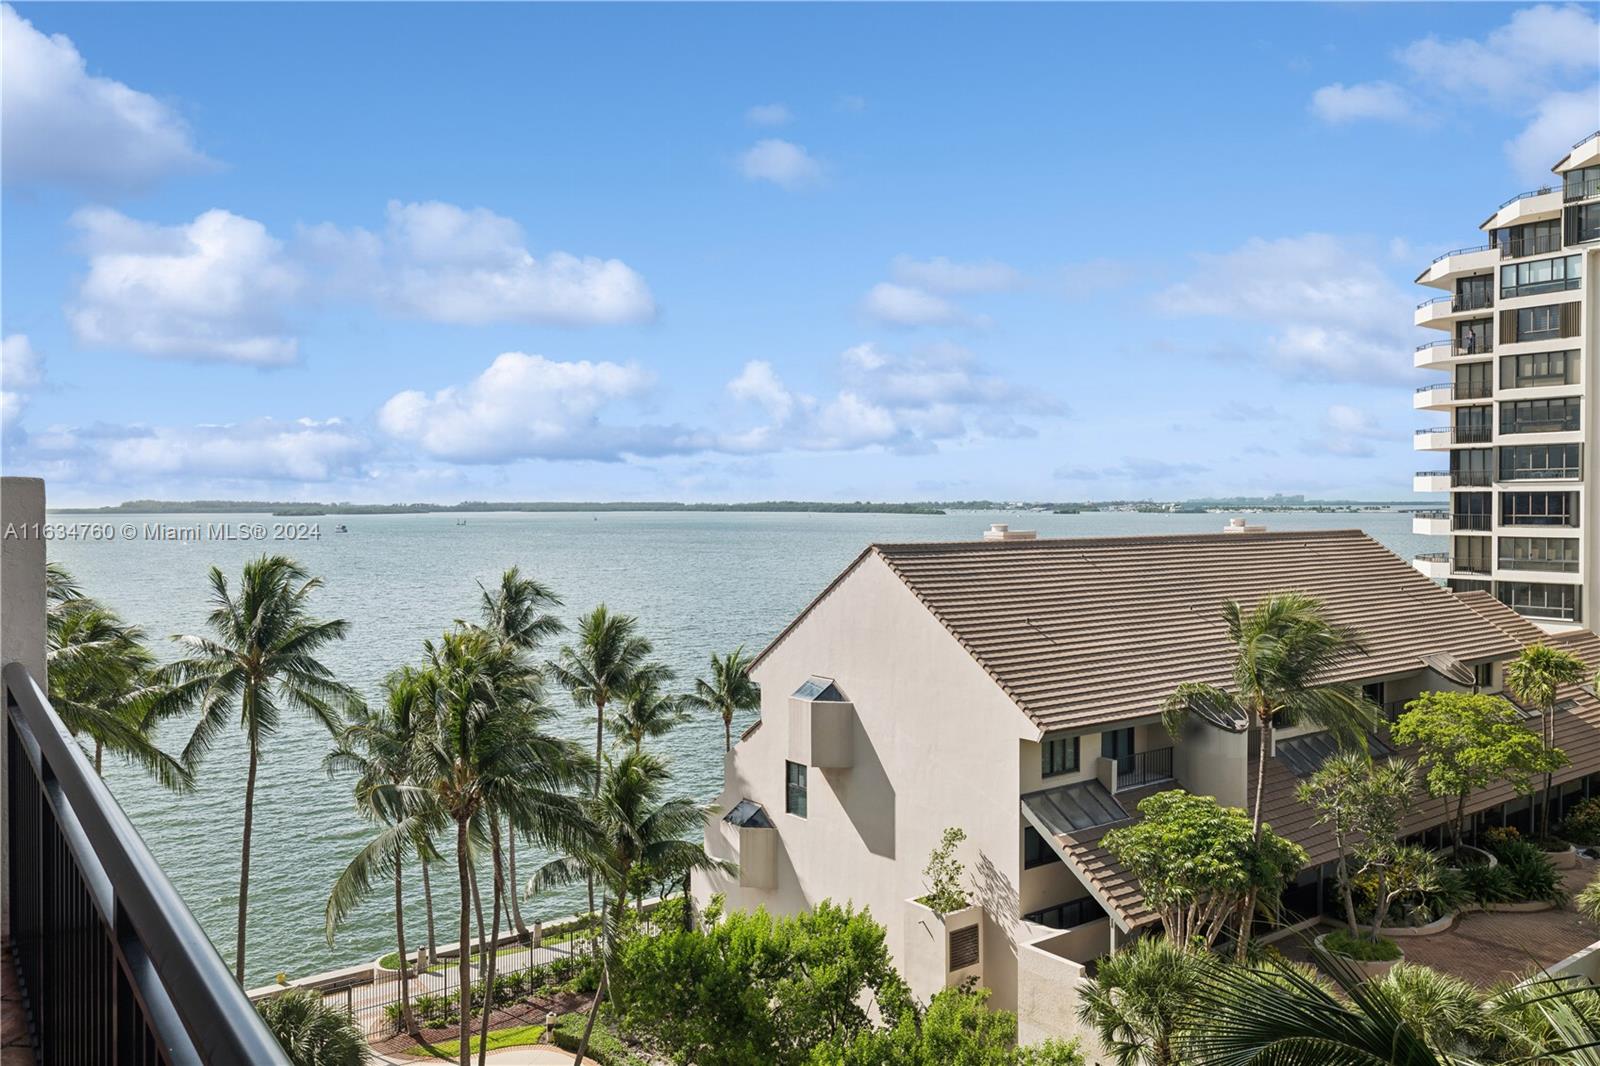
1170, 719, 1248, 809
1016, 930, 1111, 1062
1, 476, 47, 938
1018, 856, 1087, 916
695, 553, 1039, 1011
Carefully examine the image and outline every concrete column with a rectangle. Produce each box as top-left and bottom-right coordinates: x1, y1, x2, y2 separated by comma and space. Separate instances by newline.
1, 476, 47, 938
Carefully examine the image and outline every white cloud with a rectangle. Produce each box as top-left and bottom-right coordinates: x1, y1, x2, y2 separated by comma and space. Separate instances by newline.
890, 255, 1022, 294
304, 200, 656, 326
861, 282, 962, 327
1398, 5, 1598, 99
1158, 234, 1413, 384
379, 352, 701, 463
745, 103, 792, 126
68, 207, 303, 365
738, 139, 823, 189
726, 360, 795, 422
1306, 404, 1394, 458
1, 334, 43, 428
1, 4, 212, 191
1507, 87, 1600, 183
1310, 82, 1415, 124
27, 417, 369, 482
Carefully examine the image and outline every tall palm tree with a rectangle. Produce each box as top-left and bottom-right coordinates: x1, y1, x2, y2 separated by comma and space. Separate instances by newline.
163, 555, 356, 983
1077, 936, 1206, 1066
1505, 643, 1588, 839
535, 749, 730, 1066
411, 626, 591, 1066
609, 673, 688, 754
47, 594, 190, 789
684, 646, 761, 753
322, 668, 437, 1036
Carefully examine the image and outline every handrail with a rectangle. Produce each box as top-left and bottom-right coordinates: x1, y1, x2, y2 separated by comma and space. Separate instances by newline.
1497, 186, 1556, 209
3, 662, 293, 1065
1413, 509, 1448, 519
1416, 295, 1451, 309
1415, 551, 1450, 561
1573, 129, 1599, 150
1431, 244, 1490, 263
1415, 382, 1451, 394
1416, 339, 1453, 350
1415, 469, 1448, 477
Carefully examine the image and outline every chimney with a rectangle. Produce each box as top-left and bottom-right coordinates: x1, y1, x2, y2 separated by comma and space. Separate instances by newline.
1222, 517, 1267, 534
983, 522, 1037, 542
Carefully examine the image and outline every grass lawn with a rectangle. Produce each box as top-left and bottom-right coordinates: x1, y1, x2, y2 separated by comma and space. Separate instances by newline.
403, 1023, 545, 1057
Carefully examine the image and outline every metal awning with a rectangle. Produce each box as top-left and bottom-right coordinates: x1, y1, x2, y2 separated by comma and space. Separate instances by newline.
1020, 780, 1129, 836
1276, 731, 1395, 778
724, 799, 775, 828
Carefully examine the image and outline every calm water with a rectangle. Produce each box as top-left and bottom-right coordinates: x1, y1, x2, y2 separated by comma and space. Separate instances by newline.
50, 508, 1426, 985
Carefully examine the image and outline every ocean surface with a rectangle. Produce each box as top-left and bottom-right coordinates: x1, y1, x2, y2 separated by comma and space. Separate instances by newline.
49, 507, 1428, 985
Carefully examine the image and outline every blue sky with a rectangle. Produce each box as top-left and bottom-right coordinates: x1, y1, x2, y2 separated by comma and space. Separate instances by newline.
2, 2, 1597, 506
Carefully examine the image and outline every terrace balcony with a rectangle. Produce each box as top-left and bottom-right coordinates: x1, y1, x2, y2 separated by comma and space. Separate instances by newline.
1412, 509, 1449, 536
1414, 470, 1451, 493
1413, 551, 1450, 580
1482, 187, 1561, 233
1413, 382, 1455, 410
1414, 295, 1456, 329
1415, 245, 1495, 289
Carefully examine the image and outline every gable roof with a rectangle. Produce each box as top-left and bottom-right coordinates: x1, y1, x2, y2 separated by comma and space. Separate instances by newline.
757, 529, 1522, 733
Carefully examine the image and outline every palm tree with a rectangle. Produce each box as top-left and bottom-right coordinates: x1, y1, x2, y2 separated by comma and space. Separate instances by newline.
610, 673, 688, 754
1505, 643, 1588, 839
256, 988, 369, 1066
47, 593, 190, 789
322, 668, 437, 1036
1077, 936, 1205, 1066
163, 555, 356, 983
684, 646, 761, 753
534, 749, 730, 1066
411, 626, 591, 1066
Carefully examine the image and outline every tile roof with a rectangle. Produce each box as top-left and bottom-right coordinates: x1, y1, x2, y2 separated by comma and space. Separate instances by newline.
1455, 590, 1553, 645
826, 529, 1520, 733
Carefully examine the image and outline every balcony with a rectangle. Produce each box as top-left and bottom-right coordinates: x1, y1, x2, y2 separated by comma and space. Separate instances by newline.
1502, 233, 1563, 259
1414, 296, 1456, 329
1412, 510, 1449, 536
1110, 746, 1173, 792
1413, 382, 1455, 410
1414, 339, 1456, 370
1414, 426, 1453, 451
1414, 470, 1450, 492
1414, 551, 1450, 580
1452, 512, 1492, 532
1416, 245, 1495, 289
1564, 174, 1600, 203
1453, 289, 1494, 312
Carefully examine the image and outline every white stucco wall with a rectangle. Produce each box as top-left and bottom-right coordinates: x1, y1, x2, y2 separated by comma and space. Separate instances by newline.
695, 552, 1040, 1010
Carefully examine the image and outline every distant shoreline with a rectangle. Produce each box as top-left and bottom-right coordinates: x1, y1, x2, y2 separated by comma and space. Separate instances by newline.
49, 498, 1415, 517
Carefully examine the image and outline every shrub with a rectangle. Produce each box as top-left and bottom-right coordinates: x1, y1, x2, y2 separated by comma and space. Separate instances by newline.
1461, 863, 1518, 905
1501, 844, 1564, 904
257, 988, 369, 1066
1321, 930, 1402, 962
1483, 825, 1523, 855
919, 827, 970, 914
1561, 798, 1600, 845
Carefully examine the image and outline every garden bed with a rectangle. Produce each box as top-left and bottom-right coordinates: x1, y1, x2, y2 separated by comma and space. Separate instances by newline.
1314, 931, 1402, 979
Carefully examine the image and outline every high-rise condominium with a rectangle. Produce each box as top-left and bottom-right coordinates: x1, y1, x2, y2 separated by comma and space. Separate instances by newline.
1414, 130, 1600, 630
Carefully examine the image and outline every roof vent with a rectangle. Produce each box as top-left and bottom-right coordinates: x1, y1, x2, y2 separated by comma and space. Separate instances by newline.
983, 523, 1037, 542
1222, 517, 1267, 534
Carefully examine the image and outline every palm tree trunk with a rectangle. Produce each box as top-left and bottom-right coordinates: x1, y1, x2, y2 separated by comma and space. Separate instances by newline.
94, 740, 103, 775
588, 696, 603, 953
573, 964, 607, 1066
456, 819, 473, 1066
395, 848, 416, 1036
1251, 716, 1271, 832
507, 830, 528, 938
422, 854, 439, 965
1542, 707, 1555, 837
235, 741, 259, 984
477, 824, 507, 1066
723, 712, 731, 753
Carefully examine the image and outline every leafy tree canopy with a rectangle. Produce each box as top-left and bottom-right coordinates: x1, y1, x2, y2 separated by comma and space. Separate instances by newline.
1394, 692, 1565, 810
810, 986, 1082, 1066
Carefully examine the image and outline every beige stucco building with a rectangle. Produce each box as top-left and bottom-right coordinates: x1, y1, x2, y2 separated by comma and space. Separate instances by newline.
695, 524, 1600, 1055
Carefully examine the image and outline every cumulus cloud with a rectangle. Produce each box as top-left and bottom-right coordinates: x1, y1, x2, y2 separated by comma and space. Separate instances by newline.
303, 200, 656, 326
1157, 233, 1413, 384
378, 352, 702, 463
26, 417, 370, 483
738, 139, 823, 189
745, 103, 792, 126
1305, 404, 1395, 458
890, 255, 1022, 294
1310, 82, 1415, 124
1507, 87, 1600, 183
1, 334, 43, 428
861, 283, 963, 327
1, 4, 213, 191
68, 207, 303, 365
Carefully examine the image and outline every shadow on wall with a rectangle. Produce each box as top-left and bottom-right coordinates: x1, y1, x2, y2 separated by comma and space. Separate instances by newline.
822, 714, 895, 858
976, 852, 1020, 957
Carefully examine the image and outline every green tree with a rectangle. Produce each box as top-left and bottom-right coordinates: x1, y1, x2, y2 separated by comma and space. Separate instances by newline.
1101, 791, 1306, 952
919, 826, 970, 914
1077, 936, 1205, 1066
1393, 691, 1563, 850
1298, 753, 1422, 940
1504, 643, 1588, 839
164, 555, 356, 983
812, 986, 1082, 1066
256, 987, 369, 1066
684, 646, 762, 752
609, 673, 689, 754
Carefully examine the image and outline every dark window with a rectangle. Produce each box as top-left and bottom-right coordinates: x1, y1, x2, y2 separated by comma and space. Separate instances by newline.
1516, 305, 1564, 341
1455, 274, 1494, 311
1500, 350, 1579, 389
1497, 536, 1580, 573
1473, 662, 1493, 689
1453, 361, 1493, 400
1501, 219, 1562, 258
1564, 165, 1600, 203
785, 761, 807, 817
1450, 449, 1493, 487
1499, 443, 1580, 480
1500, 397, 1580, 434
1566, 202, 1600, 245
1457, 318, 1493, 355
1500, 491, 1579, 527
1454, 535, 1491, 575
1101, 727, 1135, 773
1041, 736, 1080, 778
1447, 578, 1492, 594
1452, 491, 1492, 530
1024, 826, 1054, 869
1454, 405, 1492, 443
1497, 581, 1581, 622
1500, 255, 1581, 298
1023, 896, 1106, 930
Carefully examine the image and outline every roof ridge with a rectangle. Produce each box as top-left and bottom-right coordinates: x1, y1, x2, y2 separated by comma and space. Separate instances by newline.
871, 528, 1370, 553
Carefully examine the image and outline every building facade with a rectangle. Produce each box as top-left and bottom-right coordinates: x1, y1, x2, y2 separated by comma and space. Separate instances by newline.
1413, 130, 1600, 630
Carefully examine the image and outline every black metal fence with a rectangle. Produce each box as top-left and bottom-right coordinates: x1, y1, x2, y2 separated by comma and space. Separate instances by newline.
4, 661, 292, 1065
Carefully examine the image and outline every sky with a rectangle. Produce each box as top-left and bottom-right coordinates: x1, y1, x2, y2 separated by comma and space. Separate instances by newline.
2, 2, 1598, 507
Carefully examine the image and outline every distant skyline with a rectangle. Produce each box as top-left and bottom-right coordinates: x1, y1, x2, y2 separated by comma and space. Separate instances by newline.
2, 2, 1598, 506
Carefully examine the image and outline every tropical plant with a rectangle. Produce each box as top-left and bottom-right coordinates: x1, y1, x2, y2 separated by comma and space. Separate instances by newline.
409, 625, 591, 1066
163, 555, 356, 983
1504, 643, 1588, 838
1298, 752, 1421, 940
684, 646, 761, 753
256, 988, 369, 1066
1561, 797, 1600, 846
46, 585, 189, 788
609, 672, 689, 754
1393, 691, 1562, 851
1578, 873, 1600, 923
918, 826, 970, 914
1077, 935, 1205, 1066
1101, 791, 1305, 952
812, 986, 1083, 1066
1489, 837, 1566, 904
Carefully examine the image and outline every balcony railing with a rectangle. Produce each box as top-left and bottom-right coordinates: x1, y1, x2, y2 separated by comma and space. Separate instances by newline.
1503, 234, 1563, 259
1431, 244, 1490, 264
1416, 339, 1453, 352
1023, 896, 1106, 932
1451, 470, 1492, 487
1417, 426, 1491, 444
1417, 295, 1451, 309
1112, 746, 1174, 792
1451, 513, 1491, 531
1498, 186, 1556, 209
1416, 551, 1450, 562
1453, 291, 1494, 312
1563, 176, 1600, 203
3, 662, 292, 1065
1414, 509, 1448, 520
1499, 555, 1581, 574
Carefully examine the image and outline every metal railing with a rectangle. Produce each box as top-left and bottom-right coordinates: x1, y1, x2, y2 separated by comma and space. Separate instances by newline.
1415, 551, 1450, 562
1415, 339, 1453, 353
3, 662, 292, 1065
1113, 746, 1174, 792
1452, 513, 1492, 531
1565, 176, 1600, 203
1415, 382, 1452, 396
1431, 244, 1490, 264
1453, 291, 1494, 312
1498, 186, 1556, 209
1573, 130, 1600, 150
1023, 896, 1106, 932
1502, 234, 1563, 258
1413, 509, 1448, 520
1417, 295, 1451, 309
1451, 470, 1493, 487
1416, 426, 1491, 444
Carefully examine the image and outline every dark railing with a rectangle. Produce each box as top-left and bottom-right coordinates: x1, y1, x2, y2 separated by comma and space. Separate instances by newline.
1573, 130, 1600, 150
1023, 896, 1106, 931
1415, 382, 1452, 396
1453, 290, 1494, 312
1431, 244, 1490, 264
3, 662, 292, 1065
1451, 470, 1492, 487
1415, 469, 1447, 477
1452, 512, 1492, 531
1416, 339, 1453, 351
1503, 234, 1563, 258
1114, 746, 1174, 791
1415, 551, 1450, 562
1566, 175, 1600, 203
1498, 186, 1556, 209
1416, 295, 1451, 309
1413, 509, 1448, 520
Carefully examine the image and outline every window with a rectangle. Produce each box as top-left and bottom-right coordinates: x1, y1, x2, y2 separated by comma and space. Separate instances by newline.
1500, 350, 1578, 389
1500, 397, 1579, 434
1501, 219, 1561, 258
1450, 448, 1492, 487
1500, 255, 1581, 298
1447, 578, 1492, 594
1024, 826, 1054, 869
1566, 202, 1600, 245
1473, 662, 1493, 690
785, 761, 807, 817
1101, 727, 1135, 772
1565, 164, 1600, 202
1041, 735, 1080, 777
1453, 536, 1491, 575
1453, 361, 1492, 400
1455, 274, 1494, 311
1499, 443, 1580, 480
1452, 491, 1491, 530
1500, 491, 1579, 527
1498, 536, 1580, 573
1502, 303, 1579, 344
1497, 581, 1581, 622
1454, 405, 1492, 443
1457, 318, 1493, 355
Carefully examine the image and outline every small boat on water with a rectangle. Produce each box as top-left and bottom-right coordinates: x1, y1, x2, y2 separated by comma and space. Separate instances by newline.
334, 524, 349, 533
